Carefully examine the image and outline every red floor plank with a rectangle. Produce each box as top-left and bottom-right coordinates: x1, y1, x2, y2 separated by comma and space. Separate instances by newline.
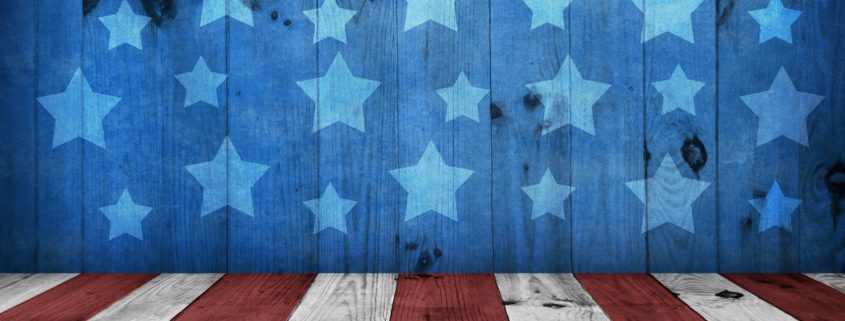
173, 274, 315, 321
722, 274, 845, 320
0, 274, 156, 321
575, 274, 704, 321
389, 274, 508, 321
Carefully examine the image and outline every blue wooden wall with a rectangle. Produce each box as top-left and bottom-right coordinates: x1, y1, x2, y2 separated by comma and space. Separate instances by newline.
0, 0, 843, 273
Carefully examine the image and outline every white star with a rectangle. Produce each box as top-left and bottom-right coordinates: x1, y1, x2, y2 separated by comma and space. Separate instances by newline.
521, 169, 574, 220
749, 0, 801, 44
626, 155, 710, 233
523, 0, 571, 30
652, 65, 705, 115
303, 184, 358, 234
749, 181, 802, 233
435, 72, 489, 122
98, 1, 151, 50
100, 189, 152, 240
632, 0, 704, 43
200, 0, 254, 27
404, 0, 457, 31
175, 57, 228, 108
303, 0, 358, 44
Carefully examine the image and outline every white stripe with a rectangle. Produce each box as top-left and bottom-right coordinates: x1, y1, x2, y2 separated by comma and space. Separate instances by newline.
0, 273, 78, 313
652, 273, 795, 321
805, 273, 845, 293
495, 273, 609, 321
288, 273, 397, 321
89, 273, 223, 321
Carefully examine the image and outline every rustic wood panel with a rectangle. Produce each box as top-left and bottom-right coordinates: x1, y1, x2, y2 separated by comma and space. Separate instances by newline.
495, 273, 608, 321
89, 273, 222, 321
288, 273, 397, 321
575, 274, 704, 320
805, 273, 845, 293
0, 273, 77, 313
723, 274, 845, 320
390, 274, 508, 321
653, 273, 795, 321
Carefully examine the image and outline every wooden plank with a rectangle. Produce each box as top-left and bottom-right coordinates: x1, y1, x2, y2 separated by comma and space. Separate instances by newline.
0, 274, 77, 313
642, 0, 717, 272
653, 273, 795, 321
89, 273, 222, 321
0, 274, 156, 321
575, 274, 704, 320
390, 274, 508, 321
570, 0, 646, 273
805, 273, 845, 293
495, 273, 608, 321
288, 273, 397, 321
490, 0, 572, 273
173, 274, 315, 321
723, 274, 845, 320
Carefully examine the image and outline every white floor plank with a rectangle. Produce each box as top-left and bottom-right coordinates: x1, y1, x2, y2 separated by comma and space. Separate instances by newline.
0, 273, 78, 313
89, 273, 223, 321
805, 273, 845, 293
287, 273, 397, 321
495, 273, 609, 321
653, 273, 796, 321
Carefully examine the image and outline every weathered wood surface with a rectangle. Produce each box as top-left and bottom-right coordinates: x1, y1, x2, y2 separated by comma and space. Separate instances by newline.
495, 273, 608, 321
390, 274, 508, 321
288, 273, 397, 321
89, 273, 222, 321
805, 273, 845, 293
0, 273, 77, 313
653, 273, 795, 321
723, 274, 845, 320
575, 274, 704, 320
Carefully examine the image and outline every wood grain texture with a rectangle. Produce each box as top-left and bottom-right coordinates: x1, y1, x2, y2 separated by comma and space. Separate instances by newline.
0, 273, 77, 313
805, 273, 845, 293
173, 274, 315, 321
495, 273, 608, 321
653, 273, 795, 321
0, 274, 155, 321
288, 273, 397, 321
390, 274, 508, 321
89, 273, 223, 321
575, 274, 704, 320
723, 273, 845, 320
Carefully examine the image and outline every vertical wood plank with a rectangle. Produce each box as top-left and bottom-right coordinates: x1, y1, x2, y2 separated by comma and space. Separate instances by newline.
390, 274, 508, 321
0, 273, 78, 313
805, 273, 845, 293
723, 274, 845, 320
495, 273, 609, 321
575, 274, 704, 320
89, 273, 223, 321
288, 273, 397, 321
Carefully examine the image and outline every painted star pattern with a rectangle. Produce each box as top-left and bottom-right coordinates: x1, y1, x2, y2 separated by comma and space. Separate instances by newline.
749, 181, 802, 233
740, 67, 824, 147
297, 54, 381, 133
526, 56, 611, 135
185, 138, 270, 217
652, 65, 705, 115
304, 184, 358, 234
98, 1, 151, 50
404, 0, 457, 31
749, 0, 801, 44
390, 142, 473, 222
175, 57, 228, 108
200, 0, 254, 27
523, 0, 571, 30
37, 69, 121, 149
100, 189, 152, 241
521, 169, 574, 220
632, 0, 704, 43
436, 72, 489, 122
626, 155, 710, 233
303, 0, 358, 44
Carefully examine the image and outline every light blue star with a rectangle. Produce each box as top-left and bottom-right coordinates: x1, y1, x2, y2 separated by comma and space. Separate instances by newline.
297, 54, 381, 133
404, 0, 457, 32
303, 183, 357, 234
390, 142, 473, 222
521, 169, 574, 220
749, 181, 802, 233
303, 0, 358, 44
175, 57, 228, 108
200, 0, 254, 27
37, 69, 121, 149
98, 1, 151, 50
632, 0, 704, 43
652, 65, 705, 115
185, 138, 269, 217
749, 0, 801, 44
100, 189, 152, 240
626, 155, 710, 233
435, 72, 489, 122
526, 56, 610, 136
523, 0, 571, 30
740, 67, 824, 147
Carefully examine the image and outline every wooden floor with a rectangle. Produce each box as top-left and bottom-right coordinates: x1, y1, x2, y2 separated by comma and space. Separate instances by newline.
0, 273, 843, 320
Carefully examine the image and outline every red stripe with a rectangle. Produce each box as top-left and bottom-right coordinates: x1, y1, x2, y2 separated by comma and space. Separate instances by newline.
173, 274, 315, 321
389, 274, 508, 321
575, 274, 704, 321
722, 274, 845, 320
0, 274, 156, 321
